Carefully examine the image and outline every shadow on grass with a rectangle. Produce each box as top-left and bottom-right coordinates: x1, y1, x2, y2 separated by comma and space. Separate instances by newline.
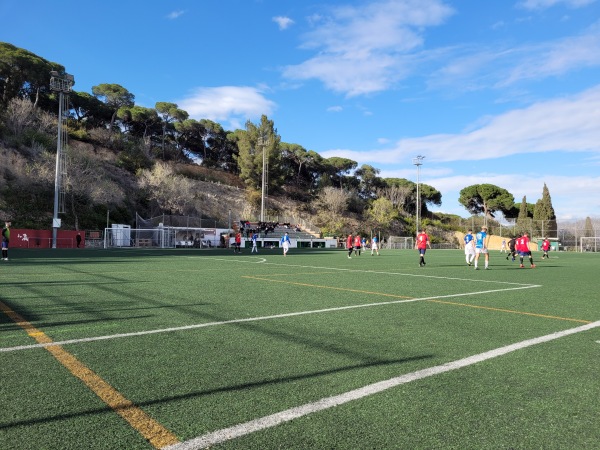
0, 353, 433, 431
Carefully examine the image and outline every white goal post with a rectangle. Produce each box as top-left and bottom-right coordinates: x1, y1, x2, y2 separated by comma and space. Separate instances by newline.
387, 236, 414, 249
580, 237, 600, 253
104, 227, 177, 249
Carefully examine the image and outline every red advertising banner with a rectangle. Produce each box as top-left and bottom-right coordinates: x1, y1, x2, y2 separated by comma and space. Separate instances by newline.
12, 229, 86, 249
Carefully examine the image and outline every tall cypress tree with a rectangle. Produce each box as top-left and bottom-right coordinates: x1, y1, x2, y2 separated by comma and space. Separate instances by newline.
516, 195, 530, 236
584, 216, 595, 238
533, 183, 557, 237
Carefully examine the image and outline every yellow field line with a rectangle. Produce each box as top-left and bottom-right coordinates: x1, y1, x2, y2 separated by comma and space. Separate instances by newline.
244, 276, 591, 324
258, 272, 339, 277
242, 275, 413, 299
428, 299, 592, 324
0, 300, 180, 449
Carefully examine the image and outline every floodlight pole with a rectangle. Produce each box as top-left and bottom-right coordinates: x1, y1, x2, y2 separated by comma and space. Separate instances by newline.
258, 133, 269, 223
413, 155, 425, 236
49, 71, 75, 249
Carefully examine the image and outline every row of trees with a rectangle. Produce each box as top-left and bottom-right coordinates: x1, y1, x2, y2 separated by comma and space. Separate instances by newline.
0, 41, 559, 238
458, 183, 557, 237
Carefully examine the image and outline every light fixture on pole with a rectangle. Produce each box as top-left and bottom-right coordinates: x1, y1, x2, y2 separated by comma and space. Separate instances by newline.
413, 155, 425, 236
258, 132, 269, 223
49, 71, 75, 249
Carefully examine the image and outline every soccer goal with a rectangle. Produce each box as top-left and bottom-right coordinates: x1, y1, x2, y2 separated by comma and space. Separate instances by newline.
387, 236, 414, 249
104, 227, 177, 249
580, 237, 600, 253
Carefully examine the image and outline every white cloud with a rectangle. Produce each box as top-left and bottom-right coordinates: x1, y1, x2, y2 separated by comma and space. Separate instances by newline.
384, 85, 600, 163
166, 10, 184, 20
283, 0, 454, 96
321, 85, 600, 219
273, 16, 294, 30
321, 85, 600, 165
427, 23, 600, 92
517, 0, 596, 10
427, 173, 600, 219
327, 105, 343, 112
499, 24, 600, 86
177, 86, 276, 128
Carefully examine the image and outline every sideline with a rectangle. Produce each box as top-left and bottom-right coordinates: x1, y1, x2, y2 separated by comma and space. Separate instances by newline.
164, 320, 600, 450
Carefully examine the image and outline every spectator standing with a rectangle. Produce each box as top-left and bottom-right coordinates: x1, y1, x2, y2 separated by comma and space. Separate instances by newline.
76, 233, 82, 248
416, 229, 431, 267
1, 221, 10, 260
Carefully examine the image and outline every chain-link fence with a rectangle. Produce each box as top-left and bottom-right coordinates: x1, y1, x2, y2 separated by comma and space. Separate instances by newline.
450, 217, 600, 252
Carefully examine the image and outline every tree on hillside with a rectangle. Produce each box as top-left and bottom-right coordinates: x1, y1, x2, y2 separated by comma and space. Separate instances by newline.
314, 186, 352, 236
0, 42, 64, 108
70, 91, 112, 128
459, 184, 514, 225
138, 162, 195, 215
355, 164, 384, 199
367, 197, 397, 231
533, 183, 558, 237
198, 119, 235, 170
4, 97, 37, 135
382, 178, 441, 216
117, 105, 159, 143
279, 143, 310, 186
65, 149, 126, 230
155, 102, 188, 159
92, 83, 134, 132
380, 178, 413, 213
236, 115, 282, 191
322, 157, 358, 189
419, 183, 443, 214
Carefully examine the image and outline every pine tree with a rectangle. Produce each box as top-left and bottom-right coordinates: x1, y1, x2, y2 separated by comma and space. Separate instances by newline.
533, 183, 557, 237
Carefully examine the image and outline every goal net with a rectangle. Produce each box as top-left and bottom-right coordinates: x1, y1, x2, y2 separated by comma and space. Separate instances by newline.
387, 236, 414, 249
580, 237, 600, 253
104, 227, 177, 249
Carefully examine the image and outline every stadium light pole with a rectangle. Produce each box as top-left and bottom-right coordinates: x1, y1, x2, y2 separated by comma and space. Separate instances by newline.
258, 132, 269, 223
413, 155, 425, 236
49, 71, 75, 249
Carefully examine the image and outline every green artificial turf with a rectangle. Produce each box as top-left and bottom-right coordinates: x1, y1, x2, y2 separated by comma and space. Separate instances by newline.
0, 247, 598, 449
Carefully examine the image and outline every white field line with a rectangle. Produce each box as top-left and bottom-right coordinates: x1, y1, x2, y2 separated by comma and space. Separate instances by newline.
0, 284, 539, 353
164, 320, 600, 450
202, 257, 537, 286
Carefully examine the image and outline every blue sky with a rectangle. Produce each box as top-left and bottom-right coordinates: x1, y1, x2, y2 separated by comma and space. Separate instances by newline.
2, 0, 600, 220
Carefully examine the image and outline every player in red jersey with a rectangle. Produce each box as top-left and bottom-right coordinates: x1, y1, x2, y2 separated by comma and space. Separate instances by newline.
353, 234, 362, 256
346, 234, 354, 259
516, 232, 535, 268
416, 229, 431, 267
541, 237, 551, 259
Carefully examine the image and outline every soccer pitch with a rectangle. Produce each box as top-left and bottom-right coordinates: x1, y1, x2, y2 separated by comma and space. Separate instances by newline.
1, 247, 599, 449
